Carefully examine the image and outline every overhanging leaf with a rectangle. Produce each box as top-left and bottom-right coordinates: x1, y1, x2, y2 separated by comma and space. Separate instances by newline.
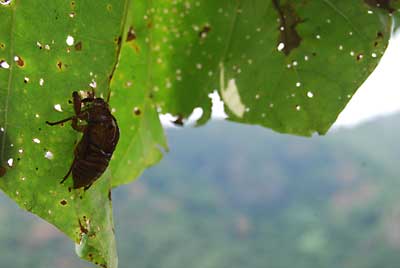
128, 0, 396, 136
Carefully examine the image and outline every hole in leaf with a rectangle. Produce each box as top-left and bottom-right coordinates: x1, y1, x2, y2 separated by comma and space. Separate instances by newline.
0, 60, 10, 69
44, 151, 54, 160
36, 41, 43, 49
277, 43, 285, 51
0, 0, 12, 6
66, 35, 74, 46
54, 104, 63, 112
89, 79, 97, 88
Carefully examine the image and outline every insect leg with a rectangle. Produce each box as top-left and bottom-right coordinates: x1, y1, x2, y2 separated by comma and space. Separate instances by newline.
46, 116, 74, 126
60, 163, 73, 184
71, 116, 86, 132
88, 88, 95, 99
83, 183, 93, 191
72, 91, 82, 114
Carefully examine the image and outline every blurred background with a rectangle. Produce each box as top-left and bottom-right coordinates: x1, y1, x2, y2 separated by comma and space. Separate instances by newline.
1, 115, 400, 268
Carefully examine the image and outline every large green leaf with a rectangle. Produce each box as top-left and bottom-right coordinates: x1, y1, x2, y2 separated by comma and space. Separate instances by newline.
0, 1, 129, 267
128, 0, 395, 136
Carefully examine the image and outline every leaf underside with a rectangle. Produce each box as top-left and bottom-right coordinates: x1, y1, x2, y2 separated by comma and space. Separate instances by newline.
128, 0, 396, 136
0, 1, 128, 267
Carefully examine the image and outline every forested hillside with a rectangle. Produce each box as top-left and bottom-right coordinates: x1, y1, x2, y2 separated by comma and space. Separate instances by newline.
1, 115, 400, 268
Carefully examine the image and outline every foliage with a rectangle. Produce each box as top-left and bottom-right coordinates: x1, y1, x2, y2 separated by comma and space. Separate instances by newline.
0, 0, 399, 267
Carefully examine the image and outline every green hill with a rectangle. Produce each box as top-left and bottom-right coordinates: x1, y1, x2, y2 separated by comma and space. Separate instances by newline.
2, 115, 400, 267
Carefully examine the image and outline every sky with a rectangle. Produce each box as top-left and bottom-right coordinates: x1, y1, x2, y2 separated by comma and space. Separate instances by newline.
161, 34, 400, 129
334, 34, 400, 127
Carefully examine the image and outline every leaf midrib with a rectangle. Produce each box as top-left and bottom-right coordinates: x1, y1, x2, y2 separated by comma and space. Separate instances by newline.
1, 3, 16, 163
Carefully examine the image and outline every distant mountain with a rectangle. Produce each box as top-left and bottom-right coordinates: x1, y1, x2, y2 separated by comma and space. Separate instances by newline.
2, 115, 400, 268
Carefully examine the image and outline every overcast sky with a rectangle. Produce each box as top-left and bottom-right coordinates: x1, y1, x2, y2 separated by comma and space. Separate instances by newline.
334, 34, 400, 127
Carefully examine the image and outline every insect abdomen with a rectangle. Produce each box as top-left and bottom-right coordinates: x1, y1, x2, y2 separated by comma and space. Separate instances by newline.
72, 143, 111, 189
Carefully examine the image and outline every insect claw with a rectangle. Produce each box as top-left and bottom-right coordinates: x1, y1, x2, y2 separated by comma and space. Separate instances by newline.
46, 117, 74, 126
83, 183, 93, 191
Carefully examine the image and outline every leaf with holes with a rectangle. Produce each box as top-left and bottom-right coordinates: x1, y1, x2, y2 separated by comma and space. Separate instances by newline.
0, 1, 131, 267
127, 0, 398, 136
1, 0, 400, 267
109, 1, 168, 187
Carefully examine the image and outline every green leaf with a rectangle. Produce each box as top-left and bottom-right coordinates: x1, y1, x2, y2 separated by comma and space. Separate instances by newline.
128, 0, 394, 136
109, 0, 167, 187
0, 1, 129, 267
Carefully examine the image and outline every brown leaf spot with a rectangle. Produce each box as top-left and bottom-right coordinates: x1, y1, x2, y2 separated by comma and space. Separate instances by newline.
57, 61, 63, 70
60, 200, 67, 206
199, 25, 211, 38
133, 107, 141, 116
78, 219, 88, 234
108, 190, 112, 201
374, 32, 384, 47
364, 0, 395, 13
272, 0, 304, 56
15, 56, 24, 67
126, 26, 137, 42
74, 41, 82, 51
0, 166, 6, 177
